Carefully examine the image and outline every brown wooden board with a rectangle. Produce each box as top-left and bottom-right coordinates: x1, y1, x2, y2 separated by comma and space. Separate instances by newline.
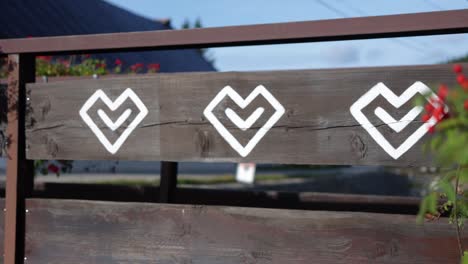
26, 64, 464, 166
25, 198, 466, 264
0, 198, 4, 262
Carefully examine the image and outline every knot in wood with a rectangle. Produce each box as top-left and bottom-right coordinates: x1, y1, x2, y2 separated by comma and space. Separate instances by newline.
45, 136, 59, 158
195, 130, 211, 157
350, 133, 367, 159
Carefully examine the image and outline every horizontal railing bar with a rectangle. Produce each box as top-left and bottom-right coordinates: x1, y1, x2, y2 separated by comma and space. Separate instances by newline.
0, 10, 467, 55
23, 198, 467, 263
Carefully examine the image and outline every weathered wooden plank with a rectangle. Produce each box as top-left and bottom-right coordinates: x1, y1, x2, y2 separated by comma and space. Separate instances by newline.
25, 198, 466, 264
0, 198, 4, 263
26, 64, 464, 165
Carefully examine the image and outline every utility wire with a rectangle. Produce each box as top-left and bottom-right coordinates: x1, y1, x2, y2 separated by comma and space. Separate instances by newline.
341, 1, 433, 51
315, 0, 428, 55
315, 0, 349, 17
423, 0, 445, 10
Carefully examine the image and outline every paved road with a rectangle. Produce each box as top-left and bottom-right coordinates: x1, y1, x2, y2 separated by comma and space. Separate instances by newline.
0, 158, 430, 196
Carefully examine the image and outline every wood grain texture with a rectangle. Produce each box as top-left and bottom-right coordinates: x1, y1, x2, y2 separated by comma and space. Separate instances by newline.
25, 198, 466, 264
26, 64, 465, 165
0, 199, 4, 262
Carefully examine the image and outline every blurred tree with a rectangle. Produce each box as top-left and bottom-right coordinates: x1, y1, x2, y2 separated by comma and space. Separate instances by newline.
453, 54, 468, 63
182, 18, 215, 64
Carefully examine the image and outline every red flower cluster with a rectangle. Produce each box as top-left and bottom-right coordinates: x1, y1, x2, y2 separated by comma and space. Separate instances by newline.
424, 64, 468, 133
130, 63, 144, 72
115, 58, 123, 66
454, 64, 468, 91
147, 63, 160, 72
423, 87, 448, 133
37, 56, 52, 62
47, 164, 59, 174
455, 64, 468, 111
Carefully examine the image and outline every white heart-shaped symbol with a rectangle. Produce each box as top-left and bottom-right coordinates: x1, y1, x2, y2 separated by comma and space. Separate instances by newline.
374, 106, 422, 133
80, 88, 148, 154
350, 81, 448, 159
204, 85, 285, 157
225, 107, 265, 131
98, 109, 132, 131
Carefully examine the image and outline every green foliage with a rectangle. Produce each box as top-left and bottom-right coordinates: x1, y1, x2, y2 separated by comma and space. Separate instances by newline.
463, 251, 468, 264
35, 56, 110, 77
452, 54, 468, 64
417, 192, 438, 223
180, 18, 215, 64
417, 64, 468, 261
34, 160, 73, 176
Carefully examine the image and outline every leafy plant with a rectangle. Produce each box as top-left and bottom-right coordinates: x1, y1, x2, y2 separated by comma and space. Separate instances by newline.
417, 64, 468, 262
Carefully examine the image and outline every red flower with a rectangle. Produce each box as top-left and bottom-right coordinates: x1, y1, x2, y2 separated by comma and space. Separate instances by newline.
433, 106, 444, 121
425, 103, 434, 113
62, 60, 71, 68
84, 54, 91, 59
115, 58, 123, 66
462, 81, 468, 91
37, 56, 52, 62
428, 125, 435, 133
464, 100, 468, 111
130, 63, 144, 72
421, 113, 431, 122
457, 74, 466, 85
147, 63, 160, 71
437, 84, 448, 100
453, 64, 463, 74
48, 164, 59, 174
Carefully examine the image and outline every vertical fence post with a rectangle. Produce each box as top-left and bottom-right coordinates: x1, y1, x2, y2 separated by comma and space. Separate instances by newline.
4, 54, 35, 264
159, 161, 178, 203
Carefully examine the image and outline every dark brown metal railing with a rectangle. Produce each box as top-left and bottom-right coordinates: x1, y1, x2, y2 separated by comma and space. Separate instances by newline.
0, 10, 467, 55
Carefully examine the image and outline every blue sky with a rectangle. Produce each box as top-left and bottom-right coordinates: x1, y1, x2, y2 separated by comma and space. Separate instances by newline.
106, 0, 468, 71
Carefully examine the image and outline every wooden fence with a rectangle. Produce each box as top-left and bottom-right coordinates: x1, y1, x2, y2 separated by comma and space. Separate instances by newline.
1, 9, 468, 263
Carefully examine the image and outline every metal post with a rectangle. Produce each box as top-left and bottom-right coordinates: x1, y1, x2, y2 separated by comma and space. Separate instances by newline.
4, 54, 35, 264
159, 162, 178, 203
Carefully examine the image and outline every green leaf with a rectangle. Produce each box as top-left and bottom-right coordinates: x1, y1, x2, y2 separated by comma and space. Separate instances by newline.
439, 180, 456, 202
462, 251, 468, 264
417, 192, 438, 223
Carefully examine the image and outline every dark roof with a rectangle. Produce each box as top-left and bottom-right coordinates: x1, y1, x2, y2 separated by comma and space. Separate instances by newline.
0, 0, 215, 72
